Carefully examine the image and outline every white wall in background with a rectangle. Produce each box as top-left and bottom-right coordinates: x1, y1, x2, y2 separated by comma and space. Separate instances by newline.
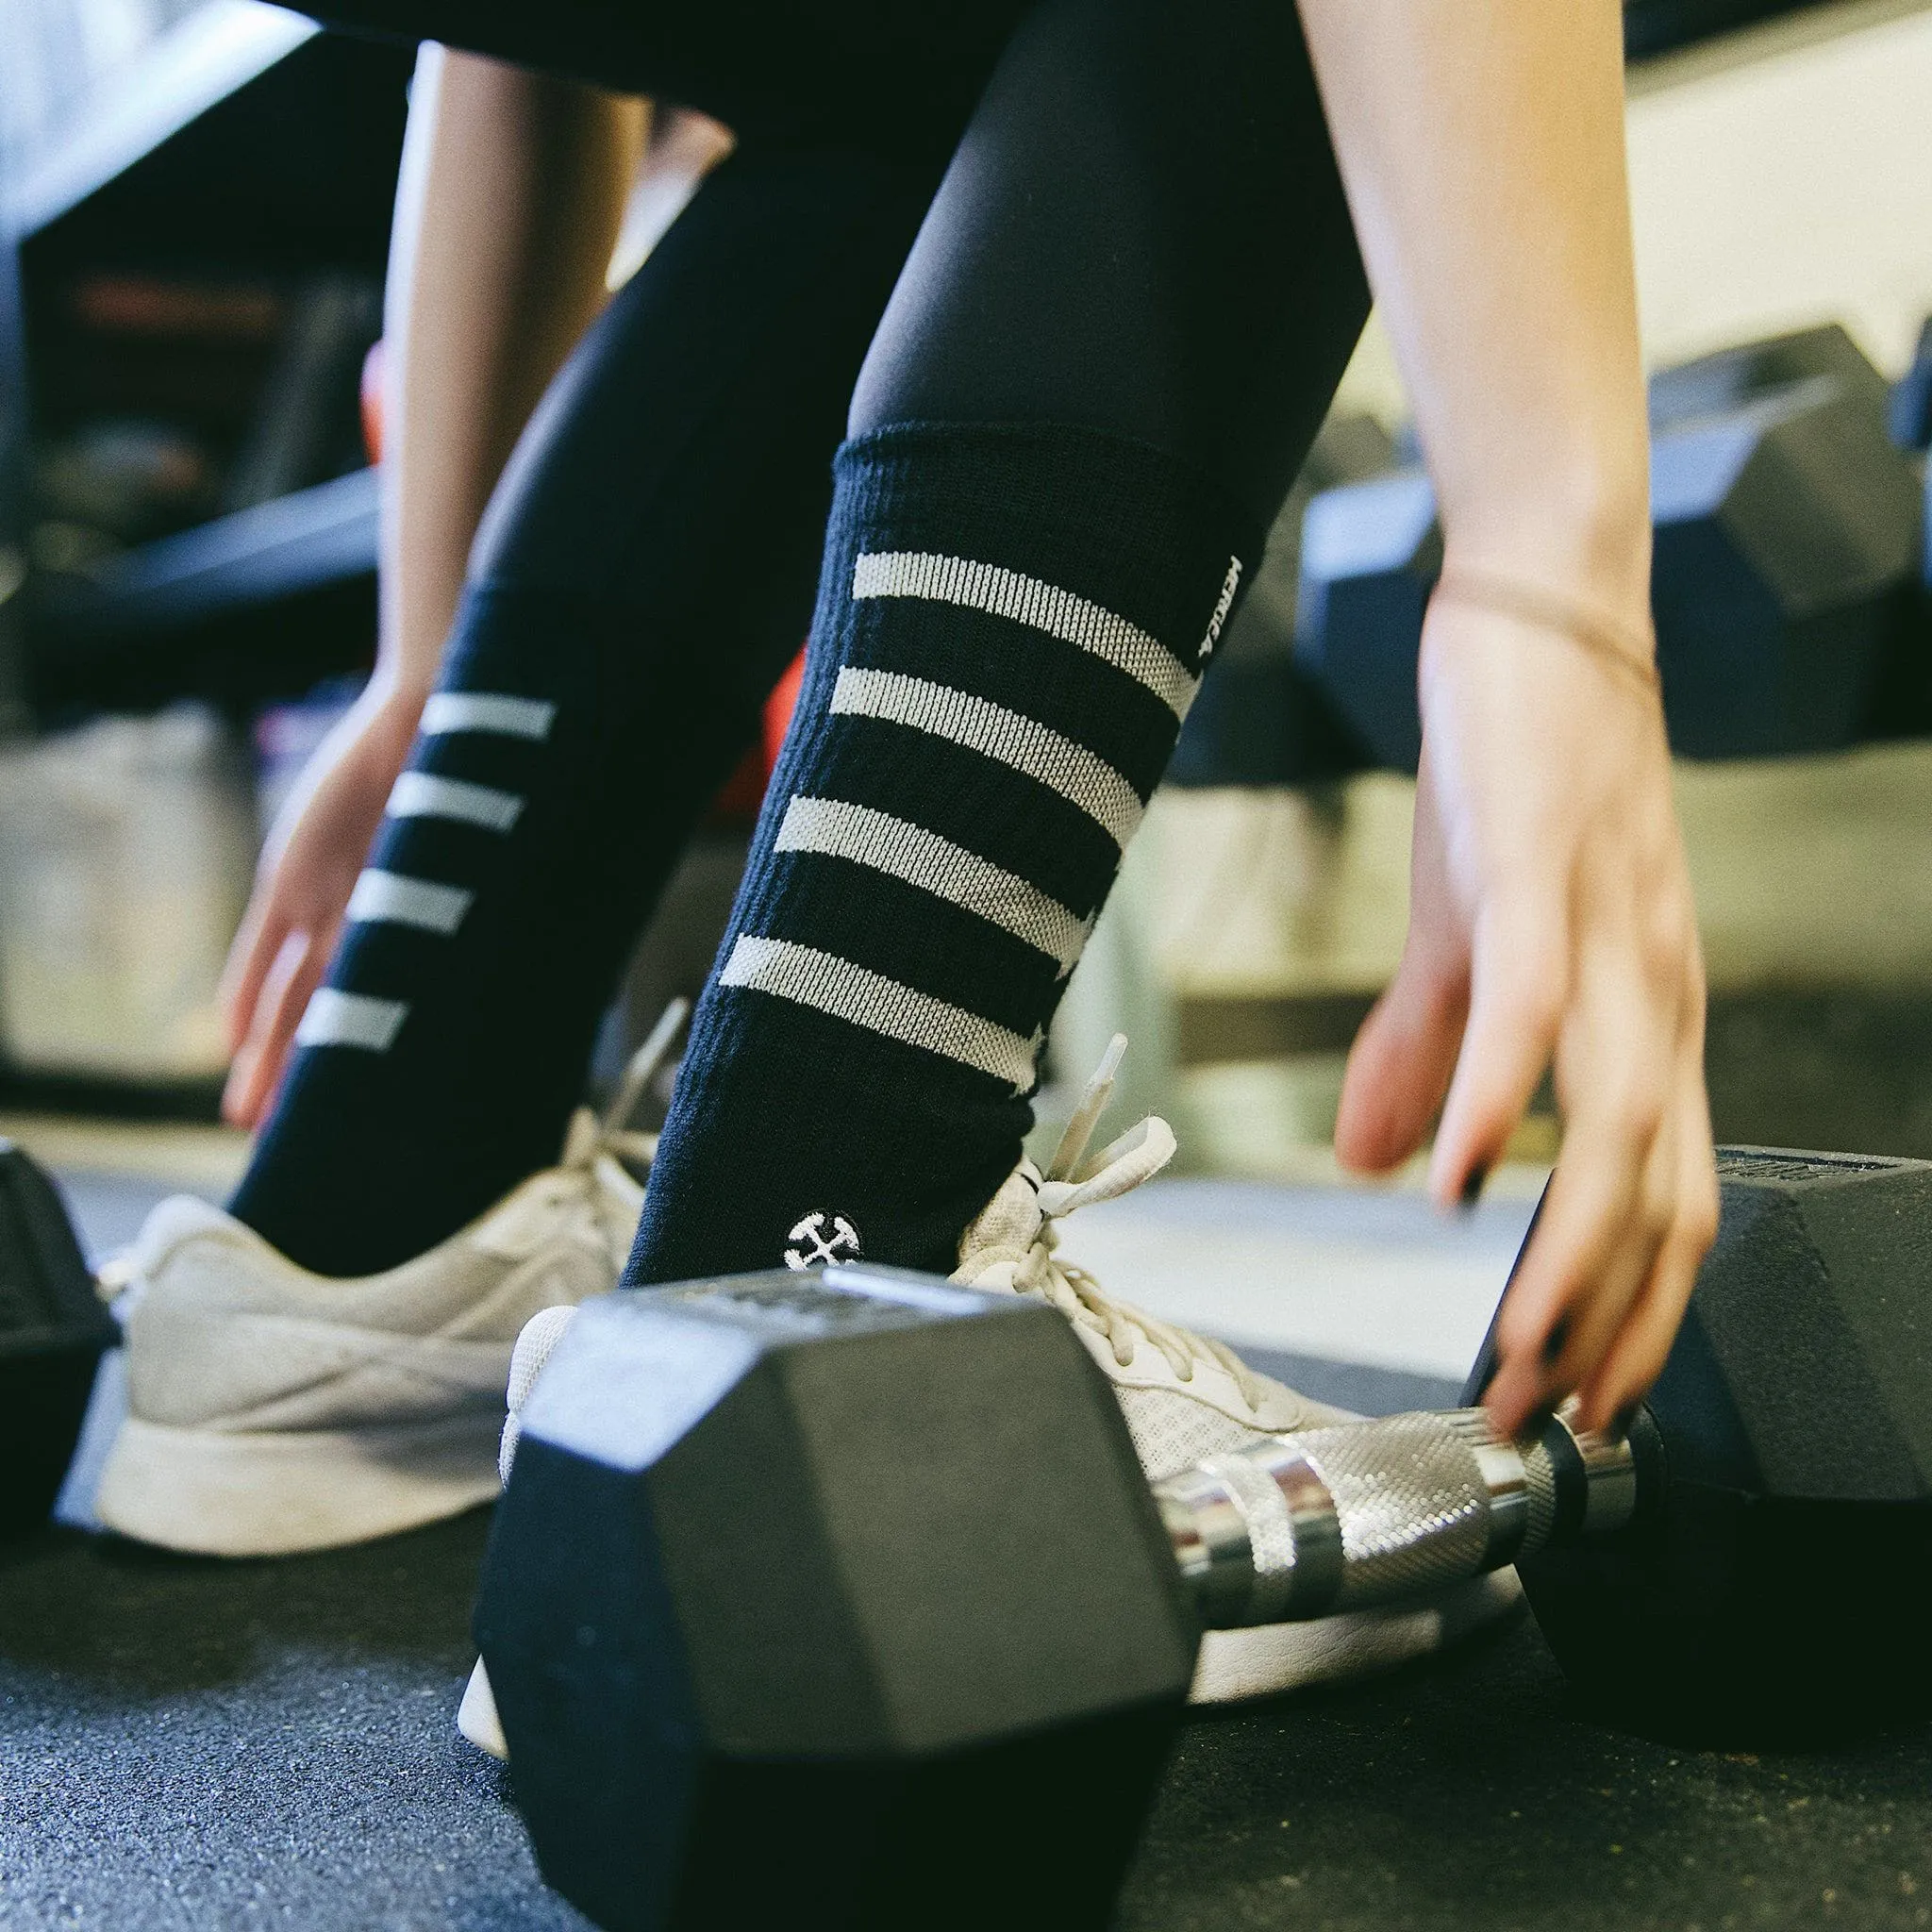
1146, 743, 1932, 1003
1627, 0, 1932, 374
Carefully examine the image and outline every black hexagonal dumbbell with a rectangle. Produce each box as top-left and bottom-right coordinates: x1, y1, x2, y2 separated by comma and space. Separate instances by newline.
477, 1144, 1932, 1930
0, 1141, 114, 1541
475, 1271, 1195, 1932
1296, 324, 1930, 765
1478, 1145, 1932, 1742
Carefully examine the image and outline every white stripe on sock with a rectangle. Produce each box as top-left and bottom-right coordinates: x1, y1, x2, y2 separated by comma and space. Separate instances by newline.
720, 936, 1041, 1091
294, 989, 408, 1052
345, 870, 474, 936
387, 772, 525, 833
421, 692, 557, 741
852, 551, 1198, 719
776, 796, 1091, 975
828, 669, 1142, 849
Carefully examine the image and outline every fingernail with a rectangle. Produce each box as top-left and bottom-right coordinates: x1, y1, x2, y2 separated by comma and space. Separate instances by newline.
1541, 1317, 1570, 1366
1460, 1164, 1491, 1210
1497, 1396, 1554, 1444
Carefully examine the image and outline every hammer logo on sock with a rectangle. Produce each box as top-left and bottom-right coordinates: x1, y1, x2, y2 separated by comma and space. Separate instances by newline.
783, 1212, 862, 1270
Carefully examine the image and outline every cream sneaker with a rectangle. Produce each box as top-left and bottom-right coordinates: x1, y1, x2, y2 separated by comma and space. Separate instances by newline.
458, 1036, 1517, 1750
951, 1036, 1522, 1702
93, 1014, 681, 1557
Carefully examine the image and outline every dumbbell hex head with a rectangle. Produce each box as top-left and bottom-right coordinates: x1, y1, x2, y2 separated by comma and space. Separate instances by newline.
1497, 1147, 1932, 1740
0, 1141, 113, 1541
1292, 467, 1439, 771
474, 1266, 1194, 1932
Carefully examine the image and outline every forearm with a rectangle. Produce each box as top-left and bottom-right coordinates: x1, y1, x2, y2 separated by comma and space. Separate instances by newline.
1296, 0, 1651, 619
377, 45, 644, 707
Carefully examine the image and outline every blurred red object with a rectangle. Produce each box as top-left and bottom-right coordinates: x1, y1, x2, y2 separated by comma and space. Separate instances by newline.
73, 275, 283, 339
709, 647, 806, 826
710, 746, 766, 823
762, 648, 805, 773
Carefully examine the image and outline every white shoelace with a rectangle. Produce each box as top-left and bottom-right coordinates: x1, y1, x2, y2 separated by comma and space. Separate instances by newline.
1000, 1036, 1262, 1410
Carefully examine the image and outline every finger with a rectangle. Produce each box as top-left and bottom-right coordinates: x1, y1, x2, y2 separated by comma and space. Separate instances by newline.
1427, 896, 1566, 1209
223, 928, 326, 1129
1553, 1092, 1678, 1391
1338, 742, 1466, 1173
248, 924, 336, 1118
1487, 1083, 1669, 1434
1571, 1210, 1704, 1436
1566, 941, 1714, 1428
1574, 1054, 1719, 1432
1485, 961, 1678, 1434
1335, 951, 1466, 1174
222, 937, 295, 1129
220, 892, 287, 1058
1485, 1147, 1658, 1441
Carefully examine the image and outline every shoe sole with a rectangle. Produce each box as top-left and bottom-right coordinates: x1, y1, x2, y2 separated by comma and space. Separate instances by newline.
94, 1411, 502, 1556
1189, 1568, 1524, 1704
459, 1573, 1524, 1774
458, 1657, 509, 1760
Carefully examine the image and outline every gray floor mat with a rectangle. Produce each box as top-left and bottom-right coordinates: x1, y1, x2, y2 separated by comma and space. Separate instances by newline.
6, 1513, 1932, 1930
8, 1166, 1929, 1928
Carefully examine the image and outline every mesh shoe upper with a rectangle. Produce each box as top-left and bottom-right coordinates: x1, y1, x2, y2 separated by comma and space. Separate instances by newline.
110, 1125, 642, 1435
952, 1037, 1349, 1479
102, 1010, 686, 1440
497, 1301, 582, 1481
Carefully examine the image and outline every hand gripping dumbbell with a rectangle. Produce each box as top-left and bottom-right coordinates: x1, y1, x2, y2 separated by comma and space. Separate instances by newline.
475, 1146, 1932, 1932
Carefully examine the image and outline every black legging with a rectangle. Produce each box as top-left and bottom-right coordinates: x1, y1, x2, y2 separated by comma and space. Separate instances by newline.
304, 0, 1369, 529
235, 0, 1373, 1269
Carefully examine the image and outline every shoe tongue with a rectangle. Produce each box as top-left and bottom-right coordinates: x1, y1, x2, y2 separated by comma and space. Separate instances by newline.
953, 1163, 1046, 1280
475, 1167, 584, 1259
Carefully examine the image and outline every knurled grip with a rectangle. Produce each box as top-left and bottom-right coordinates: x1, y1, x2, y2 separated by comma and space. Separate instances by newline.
1158, 1407, 1601, 1628
1296, 1416, 1496, 1608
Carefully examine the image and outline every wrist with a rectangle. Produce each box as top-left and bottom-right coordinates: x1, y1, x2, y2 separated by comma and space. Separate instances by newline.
1429, 566, 1659, 702
1439, 462, 1654, 635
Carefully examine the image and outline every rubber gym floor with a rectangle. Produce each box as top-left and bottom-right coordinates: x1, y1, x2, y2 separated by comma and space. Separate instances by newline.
5, 1167, 1932, 1929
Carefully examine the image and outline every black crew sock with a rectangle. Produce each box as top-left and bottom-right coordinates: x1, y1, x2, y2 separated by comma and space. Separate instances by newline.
627, 422, 1260, 1283
225, 586, 775, 1277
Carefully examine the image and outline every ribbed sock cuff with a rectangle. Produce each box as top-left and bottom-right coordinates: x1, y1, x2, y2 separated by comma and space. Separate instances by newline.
816, 421, 1265, 686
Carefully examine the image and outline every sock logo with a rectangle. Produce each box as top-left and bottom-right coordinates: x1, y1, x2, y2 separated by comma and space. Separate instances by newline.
784, 1212, 863, 1270
1199, 556, 1242, 660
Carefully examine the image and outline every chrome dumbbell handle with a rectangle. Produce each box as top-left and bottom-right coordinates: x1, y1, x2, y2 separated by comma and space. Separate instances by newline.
1155, 1405, 1638, 1630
